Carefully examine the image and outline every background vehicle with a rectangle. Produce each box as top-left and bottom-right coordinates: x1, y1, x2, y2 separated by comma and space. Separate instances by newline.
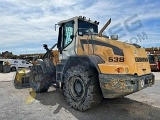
10, 59, 33, 71
0, 59, 33, 71
0, 59, 12, 73
148, 54, 160, 71
29, 16, 155, 111
148, 54, 158, 71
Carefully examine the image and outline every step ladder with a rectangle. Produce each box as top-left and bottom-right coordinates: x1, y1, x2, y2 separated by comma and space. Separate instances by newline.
56, 59, 67, 82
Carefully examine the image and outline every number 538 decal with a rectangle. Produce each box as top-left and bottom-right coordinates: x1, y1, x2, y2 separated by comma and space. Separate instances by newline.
108, 57, 124, 62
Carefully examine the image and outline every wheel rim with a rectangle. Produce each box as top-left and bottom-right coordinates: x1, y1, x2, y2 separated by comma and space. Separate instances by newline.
69, 76, 85, 101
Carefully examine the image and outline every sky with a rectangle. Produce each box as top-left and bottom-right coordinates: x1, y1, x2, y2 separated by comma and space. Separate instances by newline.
0, 0, 160, 55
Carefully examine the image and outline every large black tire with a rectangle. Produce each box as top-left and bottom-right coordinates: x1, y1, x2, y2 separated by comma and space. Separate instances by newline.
29, 65, 52, 92
63, 64, 103, 111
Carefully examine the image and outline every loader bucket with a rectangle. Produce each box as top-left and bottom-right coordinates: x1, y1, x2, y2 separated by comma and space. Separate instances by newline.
14, 68, 30, 87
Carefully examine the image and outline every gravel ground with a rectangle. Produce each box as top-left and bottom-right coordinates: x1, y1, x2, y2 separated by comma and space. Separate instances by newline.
0, 72, 160, 120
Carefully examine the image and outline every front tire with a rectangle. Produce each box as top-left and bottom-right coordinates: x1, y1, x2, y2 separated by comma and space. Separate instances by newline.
29, 65, 52, 92
63, 64, 103, 111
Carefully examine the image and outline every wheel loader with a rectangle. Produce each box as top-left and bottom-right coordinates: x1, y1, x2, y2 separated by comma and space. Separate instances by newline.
29, 16, 155, 111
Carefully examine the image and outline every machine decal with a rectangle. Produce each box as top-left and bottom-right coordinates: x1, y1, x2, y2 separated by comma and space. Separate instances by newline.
80, 39, 124, 56
135, 57, 148, 62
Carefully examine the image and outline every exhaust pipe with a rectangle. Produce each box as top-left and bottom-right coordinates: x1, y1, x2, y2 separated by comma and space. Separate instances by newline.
99, 18, 111, 37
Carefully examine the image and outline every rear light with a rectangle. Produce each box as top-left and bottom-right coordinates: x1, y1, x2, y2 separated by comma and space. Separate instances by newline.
116, 68, 120, 73
116, 67, 124, 73
125, 67, 129, 73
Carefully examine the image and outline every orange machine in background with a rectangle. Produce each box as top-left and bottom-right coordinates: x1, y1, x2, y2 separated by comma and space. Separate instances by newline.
146, 48, 160, 71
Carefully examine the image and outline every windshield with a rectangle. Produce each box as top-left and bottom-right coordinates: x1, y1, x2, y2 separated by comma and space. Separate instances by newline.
78, 19, 98, 35
148, 55, 155, 64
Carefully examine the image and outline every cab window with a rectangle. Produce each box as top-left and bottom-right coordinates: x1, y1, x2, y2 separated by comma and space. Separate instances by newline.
78, 19, 98, 35
22, 61, 26, 64
63, 21, 74, 48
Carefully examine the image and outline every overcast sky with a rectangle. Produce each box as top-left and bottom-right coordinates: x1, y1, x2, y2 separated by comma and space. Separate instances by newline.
0, 0, 160, 55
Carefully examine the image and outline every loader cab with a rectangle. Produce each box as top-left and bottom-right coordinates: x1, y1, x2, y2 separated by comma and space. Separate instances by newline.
57, 16, 99, 59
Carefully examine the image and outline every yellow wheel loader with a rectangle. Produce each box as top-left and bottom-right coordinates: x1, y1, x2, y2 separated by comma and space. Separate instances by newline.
29, 16, 155, 111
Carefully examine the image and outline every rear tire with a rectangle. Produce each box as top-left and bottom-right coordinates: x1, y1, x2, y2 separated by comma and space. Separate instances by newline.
63, 64, 103, 111
29, 65, 52, 92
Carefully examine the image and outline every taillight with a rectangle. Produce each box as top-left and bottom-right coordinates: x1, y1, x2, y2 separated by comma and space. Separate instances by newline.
116, 67, 129, 73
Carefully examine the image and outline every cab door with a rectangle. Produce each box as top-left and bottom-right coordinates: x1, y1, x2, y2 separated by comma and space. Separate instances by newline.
59, 21, 75, 60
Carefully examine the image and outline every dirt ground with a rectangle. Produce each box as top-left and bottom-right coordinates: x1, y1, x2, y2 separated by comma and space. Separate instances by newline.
0, 72, 160, 120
